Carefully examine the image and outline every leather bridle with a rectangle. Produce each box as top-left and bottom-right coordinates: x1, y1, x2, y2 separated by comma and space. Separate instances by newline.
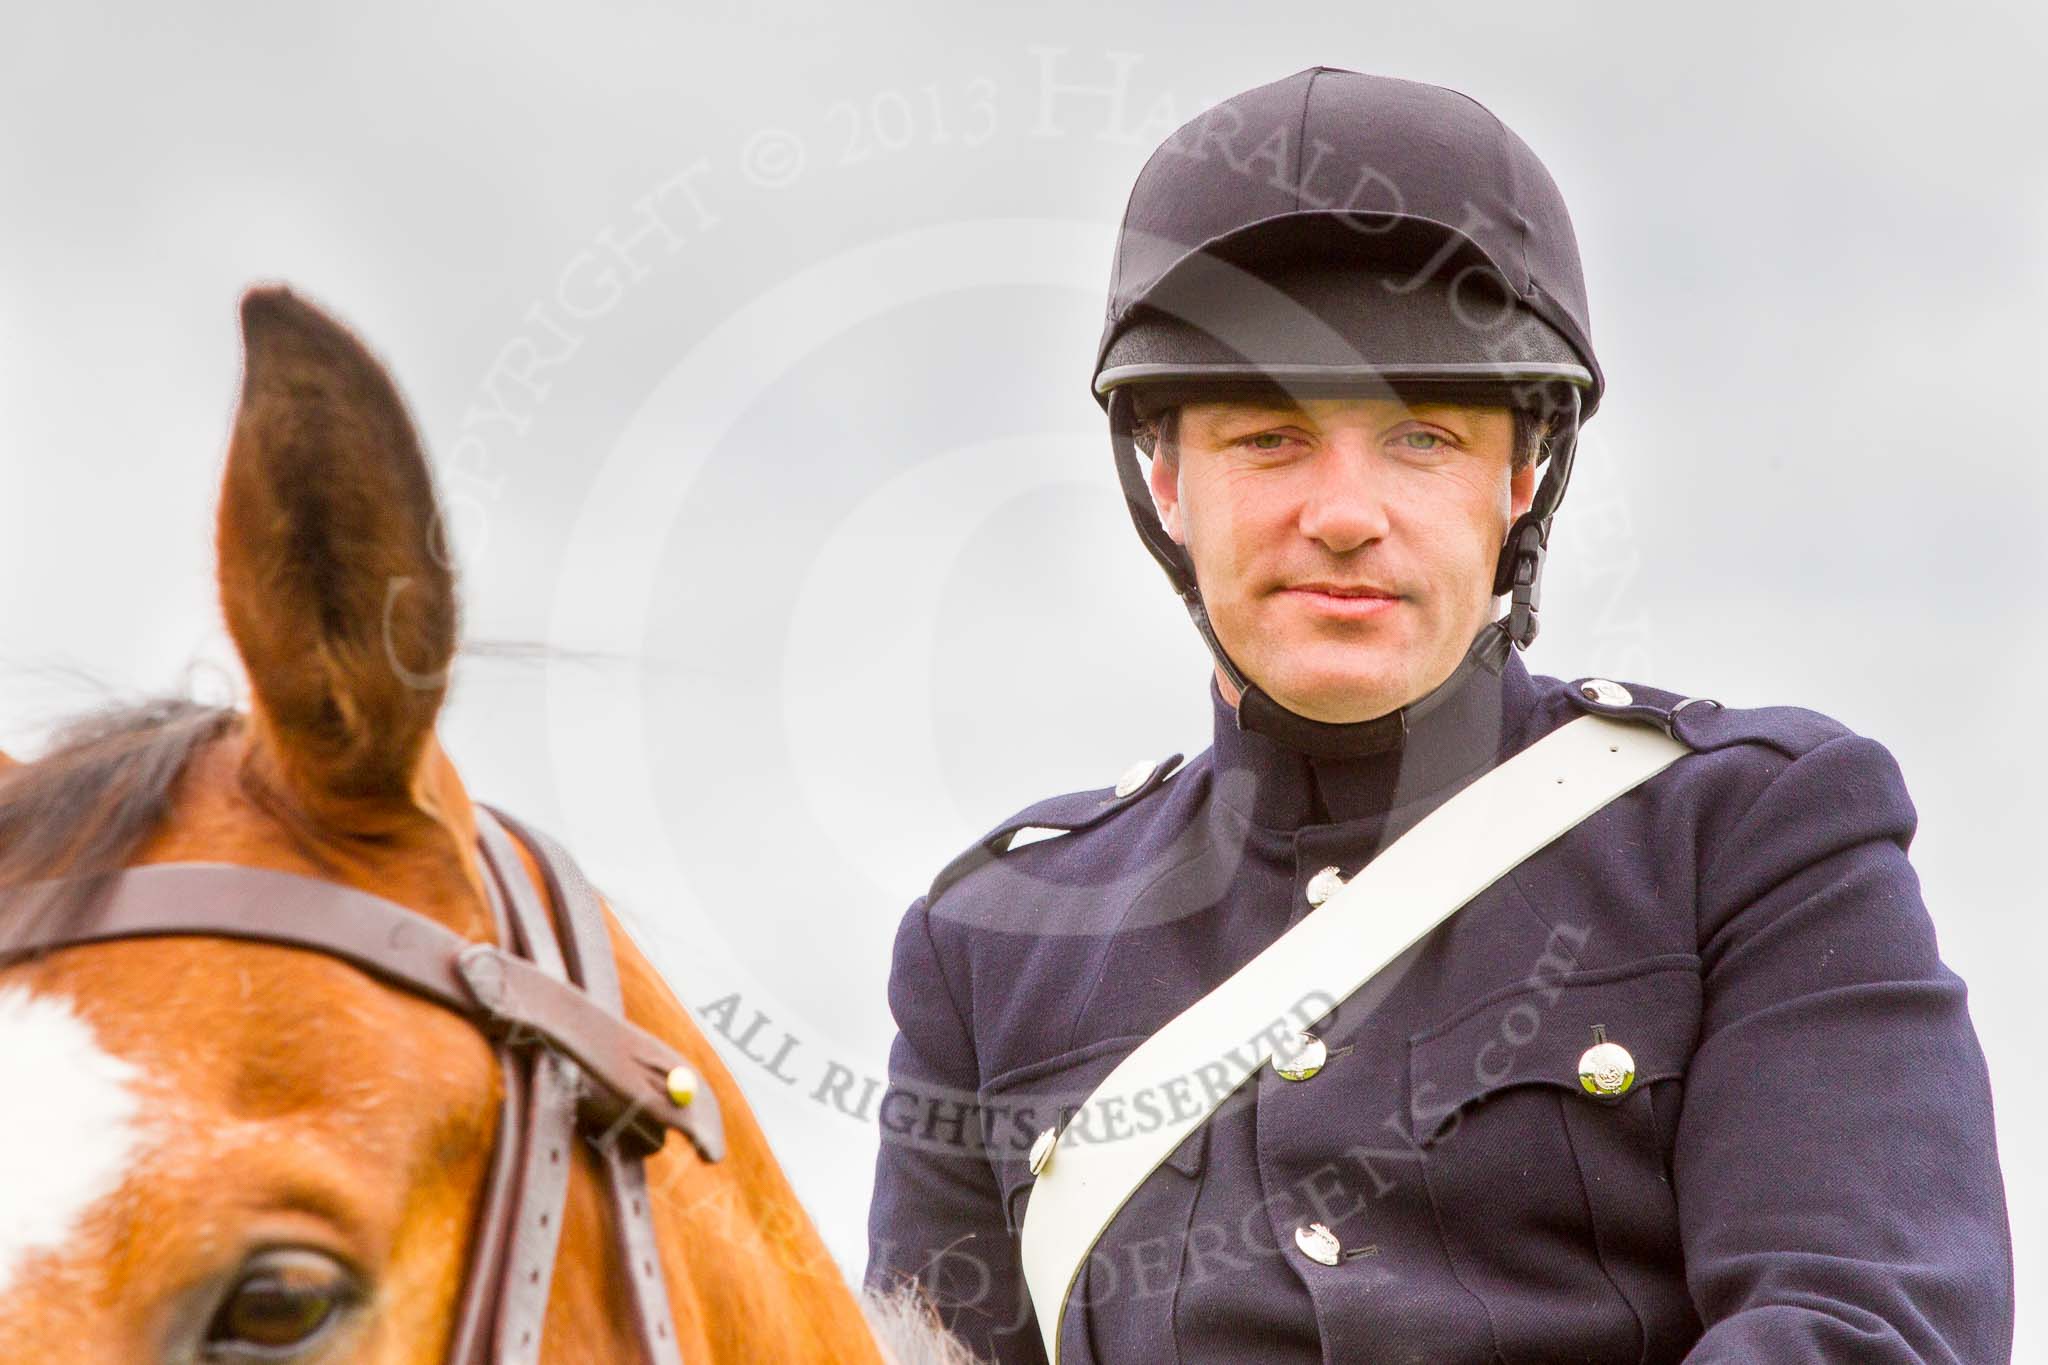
0, 804, 719, 1364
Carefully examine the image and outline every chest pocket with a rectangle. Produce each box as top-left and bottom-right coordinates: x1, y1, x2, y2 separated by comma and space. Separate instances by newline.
1408, 954, 1705, 1364
979, 1035, 1210, 1365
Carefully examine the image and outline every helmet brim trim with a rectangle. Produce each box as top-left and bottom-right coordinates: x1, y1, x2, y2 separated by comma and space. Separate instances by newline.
1095, 360, 1595, 396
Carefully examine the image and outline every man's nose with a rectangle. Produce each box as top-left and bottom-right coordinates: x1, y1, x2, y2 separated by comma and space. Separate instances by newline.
1296, 442, 1391, 553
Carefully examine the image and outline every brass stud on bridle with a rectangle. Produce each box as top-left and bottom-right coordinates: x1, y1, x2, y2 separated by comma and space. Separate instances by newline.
665, 1064, 699, 1108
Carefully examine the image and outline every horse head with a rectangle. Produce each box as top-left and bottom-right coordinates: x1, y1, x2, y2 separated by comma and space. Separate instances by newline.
0, 288, 954, 1363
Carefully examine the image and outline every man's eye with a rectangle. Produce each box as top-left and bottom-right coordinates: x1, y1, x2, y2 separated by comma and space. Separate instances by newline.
1397, 431, 1448, 451
1242, 432, 1291, 450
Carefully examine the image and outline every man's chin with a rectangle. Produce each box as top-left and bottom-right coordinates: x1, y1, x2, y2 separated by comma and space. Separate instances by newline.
1256, 663, 1411, 725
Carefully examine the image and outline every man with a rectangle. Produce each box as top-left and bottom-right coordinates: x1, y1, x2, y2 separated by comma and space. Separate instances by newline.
865, 68, 2012, 1363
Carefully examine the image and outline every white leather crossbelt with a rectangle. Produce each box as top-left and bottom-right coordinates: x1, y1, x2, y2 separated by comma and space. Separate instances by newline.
1017, 713, 1689, 1361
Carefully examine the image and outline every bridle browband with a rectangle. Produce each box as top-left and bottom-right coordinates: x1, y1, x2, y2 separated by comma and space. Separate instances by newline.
0, 804, 716, 1365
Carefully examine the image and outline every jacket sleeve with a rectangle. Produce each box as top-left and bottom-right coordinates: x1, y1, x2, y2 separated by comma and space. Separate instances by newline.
865, 895, 1045, 1364
1677, 731, 2014, 1362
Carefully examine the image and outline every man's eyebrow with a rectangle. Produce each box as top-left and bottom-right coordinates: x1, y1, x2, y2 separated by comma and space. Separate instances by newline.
1189, 404, 1304, 424
1406, 400, 1507, 421
1395, 407, 1488, 434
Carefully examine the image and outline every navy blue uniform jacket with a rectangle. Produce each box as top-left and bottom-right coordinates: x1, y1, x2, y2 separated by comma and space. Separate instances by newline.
864, 653, 2013, 1363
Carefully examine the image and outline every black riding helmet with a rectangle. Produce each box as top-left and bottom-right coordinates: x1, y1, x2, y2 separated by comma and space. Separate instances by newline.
1091, 67, 1603, 758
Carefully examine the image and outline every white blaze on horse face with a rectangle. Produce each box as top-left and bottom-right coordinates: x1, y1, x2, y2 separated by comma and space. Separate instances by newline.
0, 986, 144, 1298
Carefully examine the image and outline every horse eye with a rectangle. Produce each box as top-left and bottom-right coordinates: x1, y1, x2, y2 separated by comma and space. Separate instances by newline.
203, 1248, 357, 1358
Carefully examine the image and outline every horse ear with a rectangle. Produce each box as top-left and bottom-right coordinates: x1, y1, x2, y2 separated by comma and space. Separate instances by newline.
217, 286, 457, 807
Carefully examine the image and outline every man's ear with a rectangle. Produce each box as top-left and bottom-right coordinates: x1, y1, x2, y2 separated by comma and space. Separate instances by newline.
1509, 456, 1537, 521
1145, 447, 1187, 545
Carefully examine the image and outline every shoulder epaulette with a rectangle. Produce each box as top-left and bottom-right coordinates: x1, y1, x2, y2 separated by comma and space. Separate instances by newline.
1563, 674, 1853, 761
925, 753, 1184, 905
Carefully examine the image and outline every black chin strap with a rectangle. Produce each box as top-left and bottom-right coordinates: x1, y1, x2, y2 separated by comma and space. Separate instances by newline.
1107, 384, 1581, 759
1109, 385, 1256, 700
1491, 385, 1583, 649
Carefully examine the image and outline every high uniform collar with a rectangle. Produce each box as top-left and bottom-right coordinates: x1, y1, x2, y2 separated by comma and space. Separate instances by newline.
1210, 646, 1541, 829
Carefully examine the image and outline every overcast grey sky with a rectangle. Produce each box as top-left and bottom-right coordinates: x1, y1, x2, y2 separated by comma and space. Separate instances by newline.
3, 0, 2042, 1350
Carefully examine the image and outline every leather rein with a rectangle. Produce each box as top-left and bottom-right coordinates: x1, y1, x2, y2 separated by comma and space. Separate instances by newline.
0, 804, 720, 1364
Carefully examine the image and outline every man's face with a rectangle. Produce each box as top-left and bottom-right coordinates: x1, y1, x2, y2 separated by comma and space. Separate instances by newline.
1148, 393, 1536, 724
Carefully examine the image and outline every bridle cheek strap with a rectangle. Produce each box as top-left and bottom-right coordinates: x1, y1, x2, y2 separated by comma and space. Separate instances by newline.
0, 806, 716, 1365
474, 806, 691, 1365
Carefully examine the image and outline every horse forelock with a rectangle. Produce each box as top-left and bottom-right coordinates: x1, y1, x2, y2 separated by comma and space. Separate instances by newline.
0, 699, 238, 940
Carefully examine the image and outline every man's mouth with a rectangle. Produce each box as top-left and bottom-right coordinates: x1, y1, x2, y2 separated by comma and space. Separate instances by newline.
1288, 582, 1399, 599
1283, 582, 1403, 617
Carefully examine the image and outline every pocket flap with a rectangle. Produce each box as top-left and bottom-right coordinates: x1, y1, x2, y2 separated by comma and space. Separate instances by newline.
1408, 954, 1700, 1146
980, 1034, 1149, 1233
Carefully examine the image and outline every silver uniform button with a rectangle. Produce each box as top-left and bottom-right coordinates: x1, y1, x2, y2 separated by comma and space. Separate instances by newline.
1113, 760, 1155, 798
1294, 1221, 1342, 1266
1028, 1127, 1059, 1176
1273, 1030, 1328, 1082
1304, 865, 1346, 907
1576, 1024, 1636, 1099
1578, 678, 1633, 707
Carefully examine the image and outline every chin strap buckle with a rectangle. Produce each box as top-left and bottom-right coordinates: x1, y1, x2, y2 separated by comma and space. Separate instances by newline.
1496, 511, 1548, 649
